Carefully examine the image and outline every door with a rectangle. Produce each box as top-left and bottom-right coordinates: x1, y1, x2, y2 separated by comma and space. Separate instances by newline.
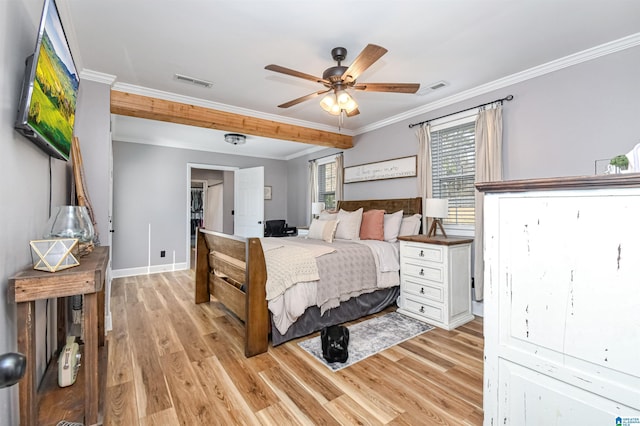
234, 166, 264, 237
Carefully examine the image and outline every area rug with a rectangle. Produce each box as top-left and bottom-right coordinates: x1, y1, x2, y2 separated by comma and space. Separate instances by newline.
298, 311, 433, 371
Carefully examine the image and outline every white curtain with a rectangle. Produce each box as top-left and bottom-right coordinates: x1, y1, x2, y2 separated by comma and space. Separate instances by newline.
335, 153, 344, 203
416, 123, 432, 234
309, 160, 318, 223
204, 184, 224, 232
474, 105, 503, 301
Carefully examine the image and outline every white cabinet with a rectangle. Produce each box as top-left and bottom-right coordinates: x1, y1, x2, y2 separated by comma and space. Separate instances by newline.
478, 175, 640, 426
397, 235, 474, 330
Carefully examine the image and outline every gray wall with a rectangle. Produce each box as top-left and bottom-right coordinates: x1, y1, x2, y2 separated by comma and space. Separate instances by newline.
286, 45, 640, 220
1, 0, 71, 422
111, 141, 290, 271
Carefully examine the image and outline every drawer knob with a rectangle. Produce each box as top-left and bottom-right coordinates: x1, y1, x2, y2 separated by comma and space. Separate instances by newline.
419, 250, 424, 257
419, 269, 425, 276
419, 306, 425, 313
420, 287, 425, 294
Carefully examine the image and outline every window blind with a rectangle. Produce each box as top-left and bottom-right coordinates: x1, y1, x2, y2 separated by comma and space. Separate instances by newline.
431, 121, 476, 226
318, 161, 336, 208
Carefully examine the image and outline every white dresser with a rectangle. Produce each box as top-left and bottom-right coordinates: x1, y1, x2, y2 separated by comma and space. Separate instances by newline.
478, 175, 640, 426
397, 235, 474, 330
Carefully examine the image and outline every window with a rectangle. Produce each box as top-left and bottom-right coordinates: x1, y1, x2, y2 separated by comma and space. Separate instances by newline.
317, 157, 337, 209
431, 115, 476, 228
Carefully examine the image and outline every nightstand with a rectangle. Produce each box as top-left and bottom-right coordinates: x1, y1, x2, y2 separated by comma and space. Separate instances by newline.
397, 235, 474, 330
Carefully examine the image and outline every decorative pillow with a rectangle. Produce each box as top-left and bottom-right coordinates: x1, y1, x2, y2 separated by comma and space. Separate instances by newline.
335, 208, 363, 240
319, 210, 338, 221
359, 209, 385, 240
306, 219, 339, 243
399, 214, 422, 237
383, 210, 404, 242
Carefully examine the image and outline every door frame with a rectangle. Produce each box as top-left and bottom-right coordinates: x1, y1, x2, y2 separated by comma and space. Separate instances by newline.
186, 163, 238, 269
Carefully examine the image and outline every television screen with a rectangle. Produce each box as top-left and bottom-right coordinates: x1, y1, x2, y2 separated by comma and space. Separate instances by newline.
15, 0, 79, 161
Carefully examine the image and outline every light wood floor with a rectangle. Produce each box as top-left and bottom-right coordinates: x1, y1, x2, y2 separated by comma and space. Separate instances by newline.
104, 270, 484, 425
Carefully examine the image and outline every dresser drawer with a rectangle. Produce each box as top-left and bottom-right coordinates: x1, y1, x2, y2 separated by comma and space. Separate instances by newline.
403, 279, 444, 303
402, 261, 444, 283
402, 242, 443, 263
403, 296, 443, 322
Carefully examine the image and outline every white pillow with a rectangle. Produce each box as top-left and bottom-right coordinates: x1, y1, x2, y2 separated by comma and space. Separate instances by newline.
306, 219, 339, 243
383, 210, 404, 242
319, 210, 338, 221
398, 214, 422, 237
335, 208, 363, 240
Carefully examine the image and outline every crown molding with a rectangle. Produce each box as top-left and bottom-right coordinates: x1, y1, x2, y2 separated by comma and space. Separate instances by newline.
111, 82, 355, 137
355, 32, 640, 135
80, 69, 117, 85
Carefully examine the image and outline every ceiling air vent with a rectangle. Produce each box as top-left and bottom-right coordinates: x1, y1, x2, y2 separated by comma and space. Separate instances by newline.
174, 73, 214, 88
417, 80, 448, 96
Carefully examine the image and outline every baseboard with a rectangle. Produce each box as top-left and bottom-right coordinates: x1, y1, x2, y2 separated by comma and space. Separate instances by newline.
111, 262, 188, 278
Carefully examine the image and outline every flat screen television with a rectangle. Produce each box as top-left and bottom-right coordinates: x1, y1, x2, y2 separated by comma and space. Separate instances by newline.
15, 0, 79, 161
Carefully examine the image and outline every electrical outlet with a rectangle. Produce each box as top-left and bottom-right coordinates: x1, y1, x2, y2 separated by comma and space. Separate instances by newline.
160, 250, 166, 258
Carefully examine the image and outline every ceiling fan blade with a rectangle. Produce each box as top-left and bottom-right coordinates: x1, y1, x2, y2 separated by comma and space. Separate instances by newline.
277, 89, 331, 108
346, 108, 360, 117
341, 44, 388, 83
353, 83, 420, 93
265, 64, 329, 85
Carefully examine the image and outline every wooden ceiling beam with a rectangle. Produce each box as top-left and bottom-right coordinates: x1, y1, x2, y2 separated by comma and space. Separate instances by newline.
110, 90, 353, 149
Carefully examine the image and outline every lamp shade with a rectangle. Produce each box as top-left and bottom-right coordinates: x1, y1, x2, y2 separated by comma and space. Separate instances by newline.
425, 198, 448, 219
312, 202, 325, 215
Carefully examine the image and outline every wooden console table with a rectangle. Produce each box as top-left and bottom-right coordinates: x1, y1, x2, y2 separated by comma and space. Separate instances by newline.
10, 246, 109, 426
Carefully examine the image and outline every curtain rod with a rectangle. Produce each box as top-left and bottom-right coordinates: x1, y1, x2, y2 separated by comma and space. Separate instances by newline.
308, 151, 343, 163
408, 95, 514, 129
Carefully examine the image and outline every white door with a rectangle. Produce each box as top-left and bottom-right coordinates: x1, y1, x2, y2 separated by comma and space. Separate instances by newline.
234, 166, 264, 237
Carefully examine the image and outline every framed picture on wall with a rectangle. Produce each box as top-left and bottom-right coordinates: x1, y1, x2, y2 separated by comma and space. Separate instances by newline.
264, 186, 272, 200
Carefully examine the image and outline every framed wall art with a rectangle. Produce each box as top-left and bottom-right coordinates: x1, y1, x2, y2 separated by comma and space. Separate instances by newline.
344, 155, 417, 183
264, 186, 272, 200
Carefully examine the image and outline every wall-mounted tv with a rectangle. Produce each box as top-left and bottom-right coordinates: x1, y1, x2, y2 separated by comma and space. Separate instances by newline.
15, 0, 79, 161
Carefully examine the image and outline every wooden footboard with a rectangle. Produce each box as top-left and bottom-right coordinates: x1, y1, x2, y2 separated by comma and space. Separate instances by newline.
195, 229, 269, 357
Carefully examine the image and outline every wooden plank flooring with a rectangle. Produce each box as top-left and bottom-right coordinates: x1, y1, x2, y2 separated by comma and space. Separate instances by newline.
104, 270, 484, 425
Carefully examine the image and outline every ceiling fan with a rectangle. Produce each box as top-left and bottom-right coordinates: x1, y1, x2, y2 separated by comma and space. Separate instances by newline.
265, 44, 420, 118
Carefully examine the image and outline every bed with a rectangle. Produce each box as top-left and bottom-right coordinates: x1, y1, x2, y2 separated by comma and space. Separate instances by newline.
194, 197, 422, 357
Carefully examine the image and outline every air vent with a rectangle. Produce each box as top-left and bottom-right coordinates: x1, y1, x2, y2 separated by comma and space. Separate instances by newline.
174, 73, 214, 88
417, 80, 449, 96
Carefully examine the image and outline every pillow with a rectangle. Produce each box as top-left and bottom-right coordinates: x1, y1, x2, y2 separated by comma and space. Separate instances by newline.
306, 219, 339, 243
359, 209, 385, 240
383, 210, 404, 242
319, 210, 338, 221
335, 208, 363, 240
398, 214, 422, 237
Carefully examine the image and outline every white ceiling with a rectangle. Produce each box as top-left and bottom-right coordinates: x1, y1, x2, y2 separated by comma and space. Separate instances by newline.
58, 0, 640, 159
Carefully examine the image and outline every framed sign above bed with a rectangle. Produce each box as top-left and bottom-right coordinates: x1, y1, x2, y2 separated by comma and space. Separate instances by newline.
344, 156, 417, 183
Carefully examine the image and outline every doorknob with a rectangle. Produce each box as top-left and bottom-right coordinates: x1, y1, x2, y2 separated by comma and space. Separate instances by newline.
258, 221, 262, 224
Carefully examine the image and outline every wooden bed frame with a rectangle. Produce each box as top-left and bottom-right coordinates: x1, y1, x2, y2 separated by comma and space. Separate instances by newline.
194, 197, 422, 357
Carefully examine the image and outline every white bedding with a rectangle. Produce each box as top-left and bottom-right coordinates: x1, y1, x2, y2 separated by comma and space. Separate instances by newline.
267, 237, 400, 335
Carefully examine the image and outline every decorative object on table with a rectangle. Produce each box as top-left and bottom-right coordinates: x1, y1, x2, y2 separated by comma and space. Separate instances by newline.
321, 325, 349, 363
71, 136, 100, 245
609, 154, 629, 174
45, 205, 95, 256
311, 201, 325, 219
0, 352, 26, 389
264, 186, 272, 200
57, 336, 81, 388
425, 198, 449, 237
299, 311, 433, 371
30, 238, 79, 272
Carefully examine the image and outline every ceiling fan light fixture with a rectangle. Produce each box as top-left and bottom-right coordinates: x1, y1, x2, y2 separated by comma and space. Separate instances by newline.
224, 133, 246, 145
320, 93, 336, 112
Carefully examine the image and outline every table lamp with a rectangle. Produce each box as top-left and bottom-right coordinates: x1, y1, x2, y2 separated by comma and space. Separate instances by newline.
425, 198, 448, 238
311, 202, 325, 219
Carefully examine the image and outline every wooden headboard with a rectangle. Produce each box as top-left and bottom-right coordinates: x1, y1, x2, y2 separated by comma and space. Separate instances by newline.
336, 197, 422, 216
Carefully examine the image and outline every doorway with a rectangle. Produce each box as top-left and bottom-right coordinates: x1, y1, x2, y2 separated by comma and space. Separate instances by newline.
186, 163, 237, 269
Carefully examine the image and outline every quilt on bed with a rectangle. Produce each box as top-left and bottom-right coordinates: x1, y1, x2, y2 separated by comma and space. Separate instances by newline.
264, 237, 400, 335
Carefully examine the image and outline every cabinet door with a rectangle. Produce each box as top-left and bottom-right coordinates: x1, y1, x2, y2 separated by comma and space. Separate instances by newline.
484, 189, 640, 425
